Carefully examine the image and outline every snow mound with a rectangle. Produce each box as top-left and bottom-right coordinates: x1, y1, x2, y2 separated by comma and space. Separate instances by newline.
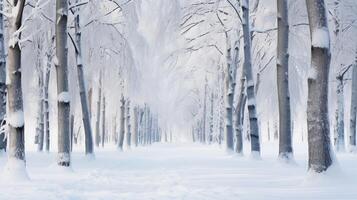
250, 151, 262, 160
1, 159, 29, 182
58, 92, 70, 103
312, 27, 330, 49
8, 110, 24, 128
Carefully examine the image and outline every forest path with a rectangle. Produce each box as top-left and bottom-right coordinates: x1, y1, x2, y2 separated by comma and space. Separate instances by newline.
0, 143, 356, 200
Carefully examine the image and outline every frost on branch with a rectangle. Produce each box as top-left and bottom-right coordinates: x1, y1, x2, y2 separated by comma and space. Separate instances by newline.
58, 92, 70, 103
8, 110, 24, 128
312, 27, 330, 49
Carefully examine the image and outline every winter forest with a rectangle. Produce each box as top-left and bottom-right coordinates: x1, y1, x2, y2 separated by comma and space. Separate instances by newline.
0, 0, 357, 199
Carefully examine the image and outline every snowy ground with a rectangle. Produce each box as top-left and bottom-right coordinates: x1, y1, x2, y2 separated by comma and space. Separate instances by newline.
0, 143, 356, 200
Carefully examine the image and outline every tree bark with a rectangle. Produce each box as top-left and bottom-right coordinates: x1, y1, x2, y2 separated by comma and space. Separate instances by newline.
306, 0, 333, 173
7, 0, 26, 163
56, 0, 71, 166
241, 0, 261, 155
277, 0, 293, 160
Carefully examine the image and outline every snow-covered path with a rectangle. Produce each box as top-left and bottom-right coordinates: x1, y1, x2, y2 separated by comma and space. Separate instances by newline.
0, 143, 357, 200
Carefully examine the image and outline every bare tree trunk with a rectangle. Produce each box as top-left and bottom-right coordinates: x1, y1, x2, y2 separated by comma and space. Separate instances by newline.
88, 87, 92, 117
126, 100, 131, 148
101, 96, 105, 147
235, 68, 245, 154
306, 0, 333, 173
70, 114, 74, 151
242, 0, 261, 155
36, 70, 44, 151
7, 0, 26, 163
133, 106, 138, 147
56, 0, 71, 167
277, 0, 293, 160
209, 92, 214, 143
350, 53, 357, 150
225, 36, 237, 151
44, 49, 52, 152
95, 71, 102, 147
0, 0, 6, 152
118, 95, 125, 150
336, 75, 345, 151
74, 9, 94, 155
202, 81, 207, 143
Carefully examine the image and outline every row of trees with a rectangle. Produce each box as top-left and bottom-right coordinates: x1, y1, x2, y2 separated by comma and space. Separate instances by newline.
185, 0, 355, 173
1, 0, 168, 175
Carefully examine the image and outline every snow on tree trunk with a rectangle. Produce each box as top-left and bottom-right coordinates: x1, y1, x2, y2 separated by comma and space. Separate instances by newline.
126, 100, 131, 148
36, 68, 44, 151
101, 96, 105, 147
350, 53, 357, 150
56, 0, 71, 167
277, 0, 293, 160
118, 95, 125, 150
241, 0, 261, 155
35, 37, 45, 152
74, 9, 94, 155
0, 0, 7, 151
336, 76, 345, 152
95, 71, 102, 147
305, 0, 333, 173
225, 36, 238, 152
235, 68, 245, 154
7, 0, 26, 167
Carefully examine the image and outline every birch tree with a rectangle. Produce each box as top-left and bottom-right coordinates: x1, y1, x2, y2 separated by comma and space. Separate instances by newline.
241, 0, 260, 155
34, 35, 45, 152
56, 0, 71, 167
7, 0, 26, 163
235, 67, 245, 154
306, 0, 333, 173
101, 96, 105, 147
126, 100, 131, 148
133, 106, 138, 147
44, 33, 54, 152
277, 0, 293, 160
71, 2, 94, 155
335, 65, 351, 151
95, 71, 102, 147
350, 52, 357, 150
118, 95, 125, 150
